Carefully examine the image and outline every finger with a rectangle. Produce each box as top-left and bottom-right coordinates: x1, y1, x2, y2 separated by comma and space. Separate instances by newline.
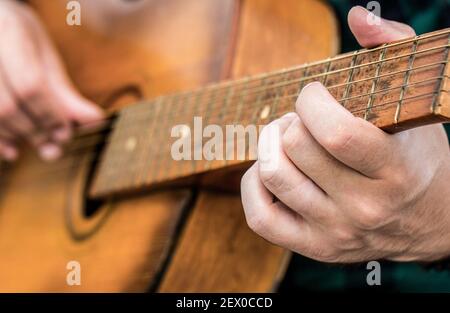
258, 115, 331, 224
24, 9, 105, 129
0, 138, 18, 162
241, 162, 313, 251
296, 82, 395, 178
0, 71, 38, 140
58, 88, 105, 127
0, 17, 70, 140
0, 127, 15, 143
37, 142, 62, 161
282, 114, 367, 199
0, 59, 64, 161
348, 6, 416, 48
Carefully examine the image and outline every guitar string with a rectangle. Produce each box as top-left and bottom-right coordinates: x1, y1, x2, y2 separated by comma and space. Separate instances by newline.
154, 29, 450, 98
40, 35, 450, 143
64, 64, 448, 159
0, 30, 448, 187
80, 87, 450, 167
3, 69, 447, 176
0, 88, 445, 190
63, 73, 447, 159
68, 57, 449, 142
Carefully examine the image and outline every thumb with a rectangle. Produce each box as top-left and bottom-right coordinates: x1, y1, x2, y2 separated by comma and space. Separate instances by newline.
58, 86, 105, 127
348, 6, 416, 48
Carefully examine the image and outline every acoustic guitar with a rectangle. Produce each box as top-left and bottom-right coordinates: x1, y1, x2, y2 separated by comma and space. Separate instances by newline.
0, 0, 449, 292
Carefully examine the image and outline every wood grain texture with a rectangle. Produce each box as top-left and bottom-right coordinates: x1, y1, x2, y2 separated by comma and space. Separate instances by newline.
158, 191, 290, 292
0, 0, 237, 291
436, 39, 450, 118
0, 0, 328, 292
0, 152, 190, 292
158, 0, 339, 292
89, 30, 450, 198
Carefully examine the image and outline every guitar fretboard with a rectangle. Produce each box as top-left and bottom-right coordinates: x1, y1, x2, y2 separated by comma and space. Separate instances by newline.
90, 28, 450, 198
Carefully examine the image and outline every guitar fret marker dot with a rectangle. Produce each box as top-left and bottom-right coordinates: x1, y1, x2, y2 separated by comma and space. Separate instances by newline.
125, 137, 137, 152
180, 125, 190, 139
260, 105, 271, 120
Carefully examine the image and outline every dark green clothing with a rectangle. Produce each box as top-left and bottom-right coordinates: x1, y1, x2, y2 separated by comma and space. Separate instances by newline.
280, 0, 450, 292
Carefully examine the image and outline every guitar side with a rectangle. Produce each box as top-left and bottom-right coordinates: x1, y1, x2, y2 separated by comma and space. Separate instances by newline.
0, 0, 338, 292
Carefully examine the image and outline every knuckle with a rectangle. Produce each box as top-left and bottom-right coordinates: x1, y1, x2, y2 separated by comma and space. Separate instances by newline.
245, 209, 271, 236
259, 166, 285, 191
333, 227, 356, 243
333, 227, 363, 251
18, 71, 44, 100
387, 166, 413, 198
323, 124, 354, 154
308, 245, 341, 263
282, 121, 304, 154
354, 202, 389, 230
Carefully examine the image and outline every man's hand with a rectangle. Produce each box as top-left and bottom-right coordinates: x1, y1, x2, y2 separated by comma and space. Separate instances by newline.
241, 6, 450, 263
0, 0, 103, 161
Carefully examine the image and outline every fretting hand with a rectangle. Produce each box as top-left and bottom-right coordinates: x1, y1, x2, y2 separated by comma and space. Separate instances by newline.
241, 6, 450, 263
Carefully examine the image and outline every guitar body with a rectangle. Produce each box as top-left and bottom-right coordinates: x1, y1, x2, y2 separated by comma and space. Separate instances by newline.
0, 0, 338, 291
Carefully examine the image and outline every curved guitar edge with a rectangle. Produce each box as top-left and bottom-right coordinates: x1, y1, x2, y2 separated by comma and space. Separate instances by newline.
159, 0, 339, 292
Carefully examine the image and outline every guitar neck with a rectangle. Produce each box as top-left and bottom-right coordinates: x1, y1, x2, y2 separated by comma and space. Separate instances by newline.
90, 28, 450, 198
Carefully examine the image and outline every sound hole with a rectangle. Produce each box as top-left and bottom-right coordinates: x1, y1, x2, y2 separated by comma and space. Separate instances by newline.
81, 120, 112, 218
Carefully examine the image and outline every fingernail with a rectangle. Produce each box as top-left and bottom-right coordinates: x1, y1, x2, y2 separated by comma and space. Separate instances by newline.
52, 127, 71, 143
3, 146, 18, 161
39, 143, 62, 162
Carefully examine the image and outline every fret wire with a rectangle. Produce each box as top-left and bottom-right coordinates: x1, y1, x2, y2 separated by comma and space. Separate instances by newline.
189, 91, 204, 174
155, 89, 440, 158
177, 29, 449, 99
170, 43, 449, 109
129, 43, 449, 129
395, 40, 418, 123
173, 92, 196, 178
148, 95, 178, 183
99, 57, 448, 132
246, 77, 268, 159
100, 69, 446, 158
93, 34, 449, 188
89, 76, 449, 168
99, 69, 445, 169
224, 78, 250, 164
180, 91, 203, 177
188, 76, 443, 132
295, 66, 310, 97
114, 104, 142, 191
130, 100, 156, 186
159, 95, 184, 181
96, 75, 445, 168
269, 72, 289, 122
322, 58, 332, 86
126, 89, 442, 164
365, 45, 388, 120
200, 86, 222, 171
6, 76, 446, 193
432, 35, 450, 114
234, 44, 448, 99
94, 114, 122, 191
158, 62, 447, 128
83, 83, 447, 180
136, 98, 163, 186
203, 85, 234, 171
342, 51, 358, 107
154, 58, 449, 125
